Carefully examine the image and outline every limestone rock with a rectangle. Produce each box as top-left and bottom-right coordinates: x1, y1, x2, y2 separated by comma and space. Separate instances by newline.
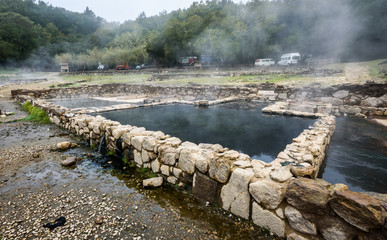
151, 159, 160, 173
131, 136, 146, 151
270, 167, 293, 183
178, 148, 199, 175
163, 137, 182, 147
61, 156, 77, 166
329, 190, 386, 232
167, 176, 178, 184
141, 149, 150, 163
285, 177, 330, 215
195, 150, 213, 173
252, 202, 285, 238
209, 157, 231, 183
142, 137, 156, 151
172, 168, 182, 178
221, 150, 240, 160
233, 160, 252, 169
333, 90, 349, 99
160, 165, 170, 176
160, 147, 177, 165
249, 179, 287, 209
221, 168, 254, 219
285, 205, 317, 235
143, 177, 163, 187
57, 141, 71, 150
112, 126, 130, 139
133, 149, 142, 166
193, 172, 221, 203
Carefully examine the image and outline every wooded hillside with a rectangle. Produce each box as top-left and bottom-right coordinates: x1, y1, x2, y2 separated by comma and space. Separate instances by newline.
0, 0, 386, 70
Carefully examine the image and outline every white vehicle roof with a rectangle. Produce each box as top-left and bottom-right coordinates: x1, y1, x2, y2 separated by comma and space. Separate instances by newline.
280, 53, 300, 57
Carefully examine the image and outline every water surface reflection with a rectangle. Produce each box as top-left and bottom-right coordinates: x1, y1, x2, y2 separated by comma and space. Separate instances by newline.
97, 102, 315, 162
319, 117, 387, 193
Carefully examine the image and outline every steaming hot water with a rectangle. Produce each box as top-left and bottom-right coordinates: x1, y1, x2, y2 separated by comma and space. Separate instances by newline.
318, 117, 387, 193
51, 98, 386, 193
95, 102, 315, 162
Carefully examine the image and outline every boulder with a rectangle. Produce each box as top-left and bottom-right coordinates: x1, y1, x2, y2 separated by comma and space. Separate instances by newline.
329, 190, 386, 232
160, 165, 170, 176
57, 141, 71, 150
317, 216, 357, 240
249, 179, 287, 209
151, 159, 160, 173
252, 202, 285, 238
288, 103, 315, 113
172, 168, 182, 178
160, 147, 177, 165
221, 168, 254, 219
285, 178, 330, 215
195, 150, 212, 173
141, 149, 150, 163
209, 157, 231, 183
233, 160, 252, 169
290, 166, 317, 178
270, 167, 292, 183
142, 137, 157, 151
131, 136, 146, 151
61, 156, 77, 166
167, 176, 178, 184
333, 90, 349, 99
143, 177, 163, 187
178, 148, 200, 175
287, 232, 310, 240
193, 172, 222, 203
133, 149, 142, 166
285, 205, 317, 235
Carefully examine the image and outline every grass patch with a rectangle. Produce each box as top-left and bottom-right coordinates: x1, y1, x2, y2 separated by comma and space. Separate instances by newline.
362, 59, 387, 79
59, 74, 152, 88
90, 143, 97, 150
136, 167, 158, 179
107, 149, 115, 156
22, 101, 51, 123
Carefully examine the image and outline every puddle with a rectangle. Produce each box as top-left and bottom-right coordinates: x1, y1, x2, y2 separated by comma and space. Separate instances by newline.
319, 117, 387, 193
95, 101, 315, 162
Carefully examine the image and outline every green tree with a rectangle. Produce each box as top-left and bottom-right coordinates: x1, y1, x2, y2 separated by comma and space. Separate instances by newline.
0, 12, 41, 61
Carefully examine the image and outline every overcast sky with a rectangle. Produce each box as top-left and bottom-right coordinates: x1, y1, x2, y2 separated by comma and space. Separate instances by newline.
46, 0, 251, 23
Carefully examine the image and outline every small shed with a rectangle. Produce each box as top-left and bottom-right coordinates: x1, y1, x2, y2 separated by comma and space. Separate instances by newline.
60, 63, 69, 72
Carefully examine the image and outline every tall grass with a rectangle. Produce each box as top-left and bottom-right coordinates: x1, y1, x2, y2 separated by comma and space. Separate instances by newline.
22, 101, 51, 123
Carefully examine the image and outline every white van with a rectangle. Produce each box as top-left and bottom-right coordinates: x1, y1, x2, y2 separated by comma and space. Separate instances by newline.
255, 58, 275, 66
278, 53, 301, 66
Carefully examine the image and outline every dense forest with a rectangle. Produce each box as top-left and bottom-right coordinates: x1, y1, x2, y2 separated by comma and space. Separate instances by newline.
0, 0, 386, 70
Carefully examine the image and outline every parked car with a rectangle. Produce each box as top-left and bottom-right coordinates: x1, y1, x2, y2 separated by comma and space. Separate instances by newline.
136, 64, 145, 70
255, 58, 275, 66
277, 53, 301, 66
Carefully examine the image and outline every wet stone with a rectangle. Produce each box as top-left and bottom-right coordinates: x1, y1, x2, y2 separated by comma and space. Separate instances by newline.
61, 157, 77, 166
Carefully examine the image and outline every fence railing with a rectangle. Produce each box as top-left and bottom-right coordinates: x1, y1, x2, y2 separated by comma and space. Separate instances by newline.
307, 58, 341, 66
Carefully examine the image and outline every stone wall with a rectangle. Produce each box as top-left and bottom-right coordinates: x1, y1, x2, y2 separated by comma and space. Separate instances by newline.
14, 94, 387, 239
11, 82, 387, 117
